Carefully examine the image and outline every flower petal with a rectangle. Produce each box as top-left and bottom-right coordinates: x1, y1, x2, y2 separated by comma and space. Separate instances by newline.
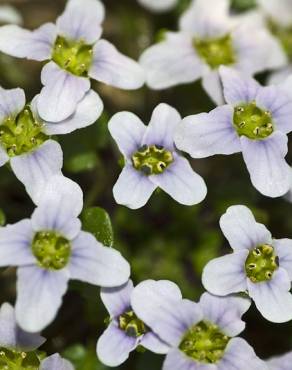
10, 140, 63, 205
149, 156, 207, 206
247, 267, 292, 323
0, 146, 9, 166
163, 348, 216, 370
138, 0, 177, 12
0, 219, 35, 267
0, 5, 22, 25
140, 332, 170, 354
0, 86, 25, 121
113, 165, 156, 209
241, 132, 290, 197
273, 238, 292, 280
38, 62, 90, 122
139, 32, 203, 89
199, 293, 251, 336
267, 351, 292, 370
56, 0, 104, 44
219, 205, 272, 251
202, 70, 224, 105
89, 40, 144, 89
69, 231, 130, 287
175, 105, 241, 158
0, 23, 56, 61
40, 354, 74, 370
39, 90, 103, 135
97, 323, 137, 367
257, 0, 292, 28
16, 265, 69, 332
100, 280, 133, 317
202, 250, 249, 295
108, 111, 146, 158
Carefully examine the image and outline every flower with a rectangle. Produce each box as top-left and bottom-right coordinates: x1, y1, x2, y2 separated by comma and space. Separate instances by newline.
137, 0, 177, 12
0, 175, 130, 332
0, 5, 22, 25
175, 66, 292, 197
0, 0, 144, 122
139, 0, 284, 104
202, 205, 292, 323
97, 280, 169, 367
108, 103, 207, 209
131, 280, 266, 370
0, 86, 102, 204
266, 351, 292, 370
0, 302, 73, 369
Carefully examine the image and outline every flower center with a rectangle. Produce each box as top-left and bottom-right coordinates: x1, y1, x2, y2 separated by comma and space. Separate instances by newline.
0, 347, 40, 369
52, 36, 93, 77
245, 244, 279, 283
193, 34, 236, 69
118, 310, 146, 338
268, 19, 292, 61
0, 106, 47, 157
233, 101, 274, 140
31, 231, 71, 270
179, 321, 230, 364
131, 145, 174, 175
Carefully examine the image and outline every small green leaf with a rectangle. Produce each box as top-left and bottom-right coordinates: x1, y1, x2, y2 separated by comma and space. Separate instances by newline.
82, 207, 114, 247
65, 151, 97, 173
0, 209, 6, 226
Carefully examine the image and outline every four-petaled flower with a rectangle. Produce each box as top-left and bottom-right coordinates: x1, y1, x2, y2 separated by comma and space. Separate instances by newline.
0, 175, 130, 332
203, 205, 292, 323
97, 280, 169, 367
108, 103, 207, 209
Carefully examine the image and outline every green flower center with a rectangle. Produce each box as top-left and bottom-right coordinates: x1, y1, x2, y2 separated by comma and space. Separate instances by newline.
118, 310, 147, 338
268, 19, 292, 61
52, 36, 93, 77
0, 347, 40, 370
233, 101, 274, 140
245, 244, 279, 283
179, 321, 230, 364
131, 145, 174, 175
193, 34, 236, 69
31, 231, 71, 271
0, 106, 47, 157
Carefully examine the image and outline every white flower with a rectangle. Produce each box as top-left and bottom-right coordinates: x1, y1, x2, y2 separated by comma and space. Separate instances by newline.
140, 0, 285, 104
0, 175, 130, 332
203, 205, 292, 323
137, 0, 177, 12
266, 351, 292, 370
0, 0, 144, 122
0, 5, 22, 25
108, 103, 207, 209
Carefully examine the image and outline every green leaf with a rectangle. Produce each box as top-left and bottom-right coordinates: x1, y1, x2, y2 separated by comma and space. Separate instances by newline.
63, 344, 108, 370
82, 207, 114, 247
0, 209, 6, 226
65, 151, 97, 173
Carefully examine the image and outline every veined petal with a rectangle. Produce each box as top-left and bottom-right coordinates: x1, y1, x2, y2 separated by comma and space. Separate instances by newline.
16, 265, 69, 332
40, 354, 74, 370
267, 351, 292, 370
241, 132, 290, 197
163, 348, 217, 370
56, 0, 104, 44
202, 250, 249, 295
113, 165, 156, 209
89, 40, 144, 89
69, 231, 130, 287
202, 70, 224, 105
219, 205, 272, 251
273, 239, 292, 280
0, 86, 25, 121
0, 23, 57, 61
140, 332, 170, 354
101, 280, 133, 317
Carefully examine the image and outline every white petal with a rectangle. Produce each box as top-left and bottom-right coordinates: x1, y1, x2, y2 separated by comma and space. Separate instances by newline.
0, 146, 9, 166
247, 267, 292, 323
258, 0, 292, 28
38, 62, 90, 122
0, 86, 25, 121
163, 349, 216, 370
202, 250, 249, 295
97, 323, 137, 367
0, 219, 35, 267
149, 156, 207, 206
16, 266, 69, 332
269, 66, 292, 86
56, 0, 104, 44
0, 5, 22, 25
89, 40, 144, 89
113, 165, 156, 209
0, 23, 56, 61
273, 238, 292, 280
108, 111, 146, 158
140, 332, 170, 354
101, 280, 133, 317
41, 354, 74, 370
267, 351, 292, 370
138, 0, 177, 12
139, 33, 203, 89
69, 231, 130, 287
40, 90, 103, 135
10, 140, 63, 205
219, 205, 272, 251
175, 105, 241, 158
241, 132, 290, 197
202, 70, 224, 105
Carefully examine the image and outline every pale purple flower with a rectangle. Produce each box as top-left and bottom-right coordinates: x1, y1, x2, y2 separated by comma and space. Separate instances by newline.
108, 103, 207, 209
0, 5, 22, 25
131, 280, 266, 370
203, 205, 292, 323
266, 351, 292, 370
0, 0, 144, 122
97, 280, 169, 367
137, 0, 177, 12
0, 175, 130, 332
0, 302, 73, 370
175, 67, 292, 198
140, 0, 284, 104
